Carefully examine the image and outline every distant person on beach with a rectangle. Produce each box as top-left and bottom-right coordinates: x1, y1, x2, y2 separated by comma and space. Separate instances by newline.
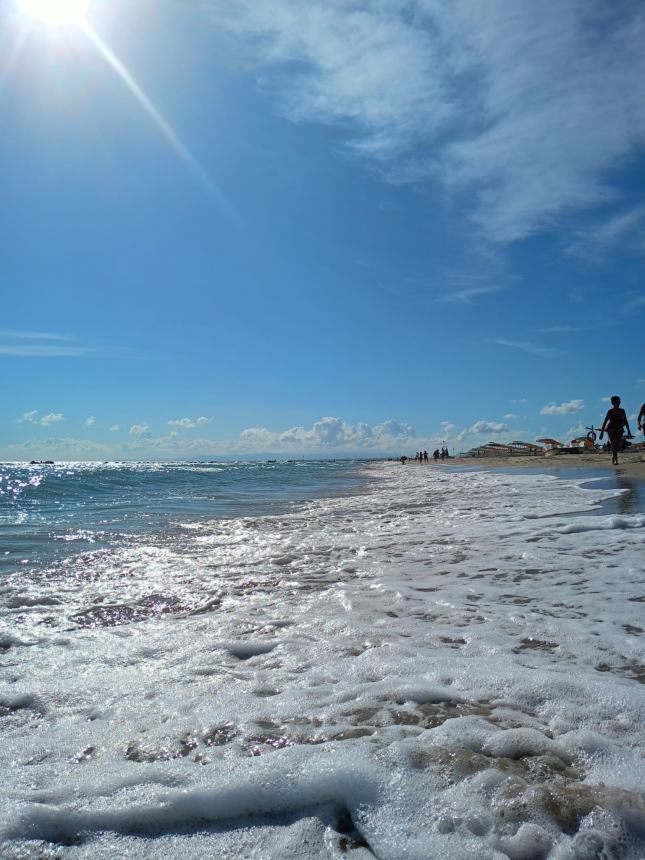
600, 396, 633, 465
423, 450, 428, 462
638, 403, 645, 435
433, 449, 439, 462
400, 455, 407, 465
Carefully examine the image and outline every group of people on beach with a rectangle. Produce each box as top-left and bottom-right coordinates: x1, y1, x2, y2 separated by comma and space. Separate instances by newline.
602, 396, 645, 466
400, 448, 449, 464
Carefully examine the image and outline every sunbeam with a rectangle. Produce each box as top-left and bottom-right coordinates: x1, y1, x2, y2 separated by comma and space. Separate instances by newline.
81, 23, 224, 201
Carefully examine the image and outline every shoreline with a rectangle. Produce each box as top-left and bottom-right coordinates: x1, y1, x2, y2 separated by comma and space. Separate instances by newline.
439, 450, 645, 482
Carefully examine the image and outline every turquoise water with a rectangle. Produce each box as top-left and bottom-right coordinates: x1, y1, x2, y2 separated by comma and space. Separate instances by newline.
0, 460, 370, 574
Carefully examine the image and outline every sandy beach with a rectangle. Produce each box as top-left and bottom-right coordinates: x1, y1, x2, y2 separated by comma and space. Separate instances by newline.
444, 450, 645, 481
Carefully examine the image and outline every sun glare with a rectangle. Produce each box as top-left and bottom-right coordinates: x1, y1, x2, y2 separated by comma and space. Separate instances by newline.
17, 0, 88, 28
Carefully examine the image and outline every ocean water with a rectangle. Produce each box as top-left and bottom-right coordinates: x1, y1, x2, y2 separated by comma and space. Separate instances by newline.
1, 461, 644, 859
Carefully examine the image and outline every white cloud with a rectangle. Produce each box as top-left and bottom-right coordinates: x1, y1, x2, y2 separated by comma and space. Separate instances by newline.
539, 325, 582, 334
84, 416, 96, 428
167, 416, 212, 428
600, 396, 611, 403
108, 424, 121, 432
0, 330, 72, 340
129, 423, 149, 436
567, 204, 645, 259
21, 409, 38, 423
168, 418, 196, 429
495, 339, 560, 358
211, 0, 645, 243
434, 284, 502, 304
239, 416, 415, 451
510, 398, 528, 404
39, 413, 64, 426
0, 345, 95, 357
468, 420, 508, 435
540, 399, 585, 415
503, 413, 518, 420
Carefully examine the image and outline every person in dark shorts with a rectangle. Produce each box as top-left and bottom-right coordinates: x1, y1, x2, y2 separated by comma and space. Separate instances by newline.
600, 396, 633, 465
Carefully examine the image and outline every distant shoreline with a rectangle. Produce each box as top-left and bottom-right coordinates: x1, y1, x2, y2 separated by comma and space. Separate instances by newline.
440, 451, 645, 482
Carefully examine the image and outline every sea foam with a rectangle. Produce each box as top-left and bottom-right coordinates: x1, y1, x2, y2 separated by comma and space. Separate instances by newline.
1, 463, 644, 858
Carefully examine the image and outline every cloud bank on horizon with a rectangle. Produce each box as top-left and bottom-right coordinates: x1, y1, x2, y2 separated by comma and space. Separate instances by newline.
211, 0, 645, 245
2, 407, 618, 460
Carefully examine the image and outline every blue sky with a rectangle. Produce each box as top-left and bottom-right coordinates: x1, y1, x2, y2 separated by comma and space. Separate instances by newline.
1, 0, 644, 459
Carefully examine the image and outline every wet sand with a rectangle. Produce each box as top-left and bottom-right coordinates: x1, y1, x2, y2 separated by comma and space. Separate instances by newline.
444, 450, 645, 481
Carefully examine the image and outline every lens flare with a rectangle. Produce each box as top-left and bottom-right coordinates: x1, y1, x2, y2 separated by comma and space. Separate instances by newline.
16, 0, 88, 27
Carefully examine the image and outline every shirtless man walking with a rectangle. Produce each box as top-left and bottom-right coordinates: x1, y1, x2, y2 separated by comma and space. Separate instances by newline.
600, 396, 633, 465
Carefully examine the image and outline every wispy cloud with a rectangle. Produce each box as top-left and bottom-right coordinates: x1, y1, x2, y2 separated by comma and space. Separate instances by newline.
84, 416, 96, 428
567, 204, 645, 259
108, 424, 121, 432
211, 1, 645, 243
538, 325, 582, 334
494, 339, 560, 358
129, 423, 149, 436
623, 293, 645, 312
0, 344, 96, 357
434, 284, 502, 304
540, 399, 585, 415
0, 330, 72, 340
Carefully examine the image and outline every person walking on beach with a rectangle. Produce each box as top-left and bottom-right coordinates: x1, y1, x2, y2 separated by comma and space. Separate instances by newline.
638, 403, 645, 435
423, 450, 428, 462
600, 396, 633, 465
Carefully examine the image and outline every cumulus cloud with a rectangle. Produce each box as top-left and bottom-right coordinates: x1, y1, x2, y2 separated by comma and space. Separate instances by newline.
239, 416, 414, 451
468, 420, 508, 435
84, 416, 96, 428
540, 399, 585, 415
168, 418, 196, 429
210, 0, 645, 243
18, 410, 64, 426
167, 416, 212, 428
503, 413, 518, 420
39, 413, 64, 426
129, 423, 150, 436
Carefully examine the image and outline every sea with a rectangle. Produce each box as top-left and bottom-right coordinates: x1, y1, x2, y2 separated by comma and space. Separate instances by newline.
1, 459, 644, 859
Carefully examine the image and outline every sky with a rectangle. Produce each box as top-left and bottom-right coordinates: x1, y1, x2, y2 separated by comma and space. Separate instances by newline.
1, 0, 644, 459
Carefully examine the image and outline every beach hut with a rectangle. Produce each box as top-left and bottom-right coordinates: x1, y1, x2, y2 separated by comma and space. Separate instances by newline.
509, 441, 544, 455
536, 437, 563, 451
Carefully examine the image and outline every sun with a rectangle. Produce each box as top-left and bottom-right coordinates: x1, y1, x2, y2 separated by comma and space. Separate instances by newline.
16, 0, 89, 27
